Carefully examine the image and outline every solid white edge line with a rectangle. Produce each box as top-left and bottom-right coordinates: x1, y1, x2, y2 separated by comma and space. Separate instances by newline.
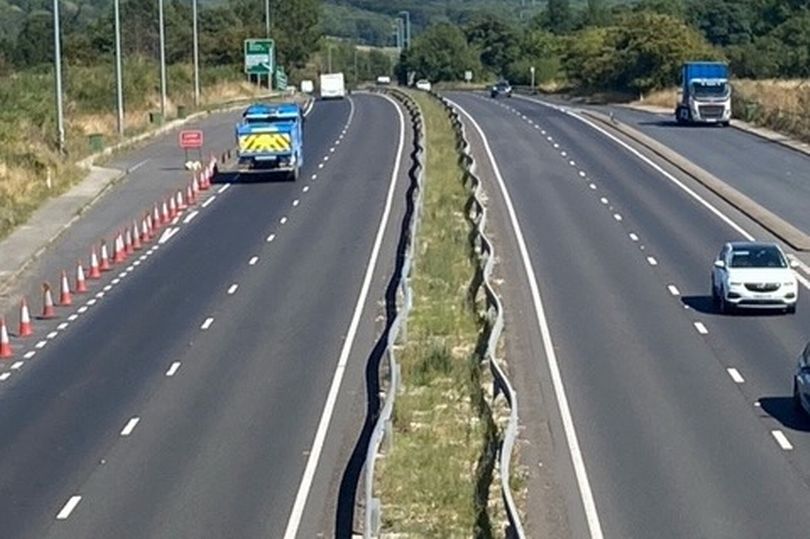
448, 97, 604, 539
771, 429, 794, 450
56, 495, 82, 520
120, 417, 140, 436
726, 368, 745, 384
283, 93, 395, 539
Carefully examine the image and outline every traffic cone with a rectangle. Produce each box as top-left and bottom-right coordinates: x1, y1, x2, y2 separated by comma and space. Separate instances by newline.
125, 227, 134, 254
199, 170, 209, 191
41, 283, 56, 319
75, 261, 88, 293
177, 190, 187, 210
192, 175, 200, 197
132, 221, 142, 250
111, 233, 124, 263
153, 204, 162, 229
141, 217, 151, 243
89, 247, 102, 279
186, 183, 196, 205
18, 298, 33, 337
161, 201, 170, 224
0, 317, 12, 358
59, 270, 72, 306
168, 196, 177, 219
99, 241, 111, 271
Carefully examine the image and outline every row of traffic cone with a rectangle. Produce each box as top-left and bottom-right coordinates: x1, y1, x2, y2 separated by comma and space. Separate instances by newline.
1, 156, 219, 359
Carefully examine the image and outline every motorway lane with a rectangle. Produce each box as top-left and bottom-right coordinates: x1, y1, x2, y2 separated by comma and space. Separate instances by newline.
0, 94, 406, 538
597, 105, 810, 235
451, 92, 810, 538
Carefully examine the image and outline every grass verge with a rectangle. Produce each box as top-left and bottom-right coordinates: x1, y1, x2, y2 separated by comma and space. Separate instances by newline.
375, 91, 498, 536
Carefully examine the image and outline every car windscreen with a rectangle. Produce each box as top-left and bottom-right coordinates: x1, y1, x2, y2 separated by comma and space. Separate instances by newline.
691, 82, 729, 98
729, 247, 787, 268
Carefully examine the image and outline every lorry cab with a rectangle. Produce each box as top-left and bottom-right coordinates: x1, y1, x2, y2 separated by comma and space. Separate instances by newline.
236, 103, 303, 181
675, 62, 732, 126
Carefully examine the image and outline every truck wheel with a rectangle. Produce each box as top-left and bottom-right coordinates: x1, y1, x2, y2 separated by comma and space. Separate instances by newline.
720, 121, 730, 127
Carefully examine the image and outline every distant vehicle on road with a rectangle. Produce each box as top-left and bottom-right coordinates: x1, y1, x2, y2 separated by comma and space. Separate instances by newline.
794, 341, 810, 415
235, 103, 303, 181
300, 79, 314, 94
675, 61, 732, 126
490, 79, 512, 98
376, 75, 392, 86
415, 79, 432, 91
319, 72, 346, 99
711, 241, 798, 314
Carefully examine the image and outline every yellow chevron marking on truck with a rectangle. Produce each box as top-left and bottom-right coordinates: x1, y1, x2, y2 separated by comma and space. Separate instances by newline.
239, 133, 292, 152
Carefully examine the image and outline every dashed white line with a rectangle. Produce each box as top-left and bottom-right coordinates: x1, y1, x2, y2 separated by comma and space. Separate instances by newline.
579, 171, 587, 177
111, 278, 121, 285
68, 314, 79, 321
667, 285, 681, 296
56, 496, 82, 520
11, 361, 23, 370
561, 151, 567, 157
726, 368, 745, 383
166, 361, 181, 376
589, 183, 597, 190
293, 199, 300, 207
0, 372, 11, 381
35, 340, 47, 349
57, 322, 69, 330
311, 174, 318, 180
569, 160, 576, 166
280, 217, 288, 225
227, 284, 239, 295
217, 184, 230, 194
318, 163, 324, 169
24, 351, 36, 359
553, 143, 560, 149
120, 417, 140, 436
47, 331, 58, 339
302, 186, 310, 193
157, 227, 179, 245
693, 321, 708, 335
772, 430, 793, 450
95, 291, 105, 298
600, 197, 608, 205
647, 256, 658, 266
629, 233, 639, 242
200, 317, 214, 330
329, 147, 335, 153
249, 256, 259, 265
613, 214, 622, 221
202, 196, 216, 208
133, 260, 141, 266
103, 284, 112, 292
126, 265, 135, 272
118, 271, 127, 278
86, 298, 97, 306
77, 306, 88, 314
266, 234, 276, 243
183, 210, 199, 224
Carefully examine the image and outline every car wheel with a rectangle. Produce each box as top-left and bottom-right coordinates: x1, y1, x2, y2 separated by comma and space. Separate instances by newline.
719, 292, 730, 314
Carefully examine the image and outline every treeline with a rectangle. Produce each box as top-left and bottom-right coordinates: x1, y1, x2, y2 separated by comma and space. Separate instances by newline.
0, 0, 320, 77
398, 0, 810, 94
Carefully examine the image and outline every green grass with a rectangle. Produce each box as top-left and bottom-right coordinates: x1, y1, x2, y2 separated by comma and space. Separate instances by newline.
376, 91, 497, 537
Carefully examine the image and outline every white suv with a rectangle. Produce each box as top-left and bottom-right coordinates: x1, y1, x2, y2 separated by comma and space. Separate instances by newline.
711, 241, 798, 314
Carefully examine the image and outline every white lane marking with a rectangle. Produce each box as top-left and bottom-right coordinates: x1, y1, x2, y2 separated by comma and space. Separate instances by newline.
589, 183, 597, 190
318, 163, 324, 169
547, 136, 553, 141
103, 284, 112, 292
553, 143, 560, 149
129, 158, 148, 172
86, 298, 97, 306
11, 361, 23, 370
166, 362, 181, 376
24, 351, 36, 359
579, 171, 587, 177
667, 285, 681, 296
200, 317, 214, 330
120, 417, 140, 436
227, 284, 239, 295
56, 496, 82, 520
727, 368, 745, 383
629, 233, 639, 242
280, 217, 288, 225
569, 161, 577, 167
323, 155, 329, 162
158, 227, 179, 245
95, 292, 105, 299
47, 331, 58, 339
118, 271, 127, 278
693, 321, 708, 334
111, 278, 121, 285
647, 256, 658, 266
302, 186, 310, 193
329, 147, 335, 153
183, 210, 199, 224
202, 196, 216, 208
293, 199, 300, 207
126, 265, 135, 272
772, 430, 793, 450
561, 151, 567, 157
249, 256, 259, 266
139, 254, 148, 261
218, 184, 230, 194
267, 234, 276, 243
599, 197, 608, 204
77, 306, 88, 314
68, 314, 79, 321
449, 98, 604, 539
613, 214, 622, 221
35, 340, 47, 349
57, 322, 69, 330
311, 174, 317, 180
284, 93, 394, 539
0, 373, 10, 381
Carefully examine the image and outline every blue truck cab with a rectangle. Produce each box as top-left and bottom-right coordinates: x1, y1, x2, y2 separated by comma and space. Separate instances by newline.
675, 62, 732, 126
236, 103, 303, 180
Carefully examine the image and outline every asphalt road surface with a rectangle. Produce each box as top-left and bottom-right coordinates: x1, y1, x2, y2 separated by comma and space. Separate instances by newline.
0, 93, 410, 539
450, 91, 810, 538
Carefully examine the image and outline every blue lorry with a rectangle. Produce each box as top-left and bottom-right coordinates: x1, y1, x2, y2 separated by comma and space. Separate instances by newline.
675, 62, 732, 126
235, 103, 303, 180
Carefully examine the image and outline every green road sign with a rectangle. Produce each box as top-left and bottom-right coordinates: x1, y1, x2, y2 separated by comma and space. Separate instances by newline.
244, 38, 275, 75
275, 67, 288, 91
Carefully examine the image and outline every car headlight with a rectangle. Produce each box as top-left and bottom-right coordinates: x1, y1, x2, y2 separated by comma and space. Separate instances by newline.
783, 281, 796, 287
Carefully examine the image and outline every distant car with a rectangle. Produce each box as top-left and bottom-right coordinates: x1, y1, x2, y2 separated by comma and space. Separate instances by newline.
793, 341, 810, 415
490, 80, 512, 98
711, 241, 798, 314
376, 75, 391, 86
415, 79, 432, 91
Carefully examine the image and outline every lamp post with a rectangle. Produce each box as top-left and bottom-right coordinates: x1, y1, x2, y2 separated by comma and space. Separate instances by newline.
192, 0, 199, 107
52, 0, 65, 153
158, 0, 167, 123
398, 11, 411, 49
113, 0, 124, 136
530, 65, 536, 91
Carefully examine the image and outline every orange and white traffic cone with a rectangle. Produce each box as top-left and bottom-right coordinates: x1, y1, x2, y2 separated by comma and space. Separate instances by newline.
99, 240, 111, 271
132, 221, 142, 250
112, 233, 125, 263
59, 270, 72, 306
125, 227, 134, 255
199, 170, 209, 191
89, 247, 102, 279
141, 217, 151, 243
186, 183, 196, 205
41, 283, 56, 319
168, 196, 177, 219
161, 201, 170, 224
176, 190, 187, 211
75, 261, 88, 293
18, 298, 33, 337
153, 204, 162, 229
0, 317, 12, 358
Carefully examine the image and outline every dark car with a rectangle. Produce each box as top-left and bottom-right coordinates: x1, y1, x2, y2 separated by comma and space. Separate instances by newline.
490, 80, 512, 98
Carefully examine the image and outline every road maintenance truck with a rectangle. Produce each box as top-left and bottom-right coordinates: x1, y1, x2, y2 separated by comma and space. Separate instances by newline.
235, 103, 303, 180
675, 61, 732, 126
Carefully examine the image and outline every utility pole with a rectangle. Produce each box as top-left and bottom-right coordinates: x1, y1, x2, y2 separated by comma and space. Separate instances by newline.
327, 44, 332, 73
52, 0, 65, 153
265, 0, 270, 39
158, 0, 167, 123
114, 0, 124, 136
353, 46, 358, 84
530, 65, 536, 90
398, 11, 410, 49
395, 19, 404, 53
192, 0, 199, 107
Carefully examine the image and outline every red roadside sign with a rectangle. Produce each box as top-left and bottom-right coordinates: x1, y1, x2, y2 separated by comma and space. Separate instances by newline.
179, 130, 204, 149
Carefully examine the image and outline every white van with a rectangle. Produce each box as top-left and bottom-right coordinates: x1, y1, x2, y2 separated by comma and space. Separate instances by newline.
319, 73, 346, 99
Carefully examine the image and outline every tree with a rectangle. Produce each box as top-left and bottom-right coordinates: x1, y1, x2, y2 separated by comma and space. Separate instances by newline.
271, 0, 320, 69
686, 0, 755, 47
13, 10, 53, 66
546, 0, 573, 34
399, 23, 479, 82
586, 0, 609, 27
464, 15, 521, 76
